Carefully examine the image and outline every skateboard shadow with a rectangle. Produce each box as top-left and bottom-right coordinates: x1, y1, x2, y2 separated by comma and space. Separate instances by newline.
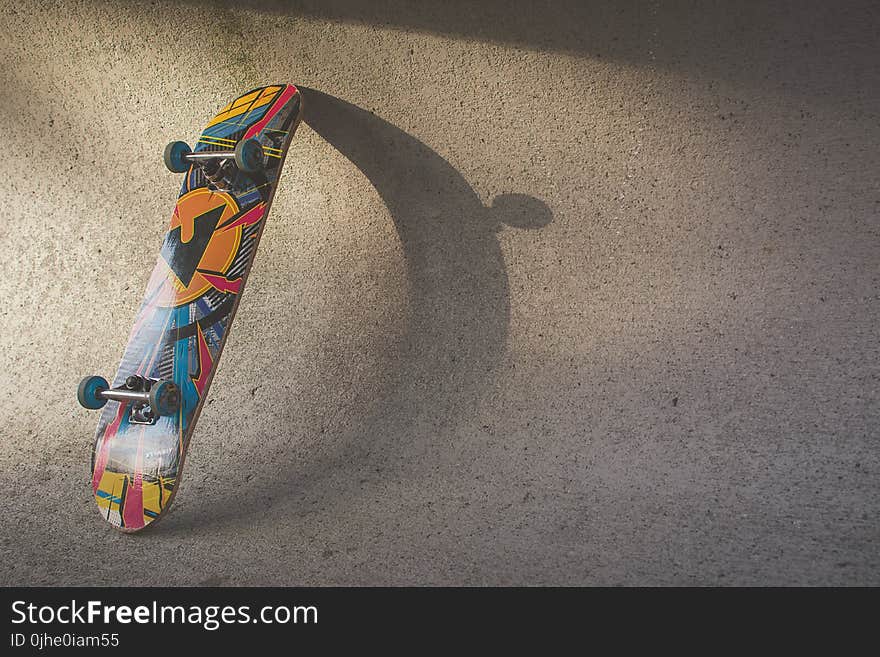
163, 88, 552, 534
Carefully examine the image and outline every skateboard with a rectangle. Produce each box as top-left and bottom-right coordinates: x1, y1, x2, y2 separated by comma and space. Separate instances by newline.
77, 84, 304, 531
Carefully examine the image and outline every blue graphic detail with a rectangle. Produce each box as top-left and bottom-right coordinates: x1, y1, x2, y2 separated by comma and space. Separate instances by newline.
202, 103, 271, 140
172, 306, 201, 434
96, 489, 123, 505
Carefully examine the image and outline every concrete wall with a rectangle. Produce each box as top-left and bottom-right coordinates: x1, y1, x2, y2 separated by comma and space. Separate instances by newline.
1, 0, 877, 584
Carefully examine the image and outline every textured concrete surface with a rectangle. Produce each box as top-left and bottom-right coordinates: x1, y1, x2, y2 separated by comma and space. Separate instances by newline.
0, 0, 877, 585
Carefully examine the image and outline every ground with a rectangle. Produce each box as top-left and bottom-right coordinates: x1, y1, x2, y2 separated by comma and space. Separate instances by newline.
0, 0, 877, 585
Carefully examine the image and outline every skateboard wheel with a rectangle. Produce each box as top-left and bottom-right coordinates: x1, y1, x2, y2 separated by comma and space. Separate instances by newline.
163, 141, 192, 173
149, 381, 180, 417
77, 375, 109, 410
234, 138, 264, 174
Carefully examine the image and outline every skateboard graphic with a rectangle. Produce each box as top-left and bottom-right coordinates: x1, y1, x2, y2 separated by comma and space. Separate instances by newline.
77, 84, 304, 531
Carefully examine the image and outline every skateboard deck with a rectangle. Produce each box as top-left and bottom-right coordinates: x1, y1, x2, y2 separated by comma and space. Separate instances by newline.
86, 84, 303, 531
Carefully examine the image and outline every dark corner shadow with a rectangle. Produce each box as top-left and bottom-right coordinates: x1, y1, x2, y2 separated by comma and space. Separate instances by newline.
159, 88, 552, 533
180, 1, 876, 98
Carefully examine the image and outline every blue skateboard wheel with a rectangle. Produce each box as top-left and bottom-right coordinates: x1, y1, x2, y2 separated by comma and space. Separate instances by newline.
77, 375, 109, 410
149, 381, 180, 417
234, 138, 264, 174
163, 141, 192, 173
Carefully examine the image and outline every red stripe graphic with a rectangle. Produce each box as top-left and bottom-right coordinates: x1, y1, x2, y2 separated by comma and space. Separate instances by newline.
91, 403, 126, 493
122, 449, 145, 529
221, 203, 265, 232
191, 325, 214, 397
201, 272, 242, 294
243, 85, 297, 140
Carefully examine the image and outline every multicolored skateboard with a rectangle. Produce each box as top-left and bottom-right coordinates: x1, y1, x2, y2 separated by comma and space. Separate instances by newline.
77, 84, 304, 531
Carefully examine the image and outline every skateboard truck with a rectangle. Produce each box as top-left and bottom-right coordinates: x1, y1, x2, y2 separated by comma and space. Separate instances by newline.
77, 375, 180, 425
163, 138, 264, 190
